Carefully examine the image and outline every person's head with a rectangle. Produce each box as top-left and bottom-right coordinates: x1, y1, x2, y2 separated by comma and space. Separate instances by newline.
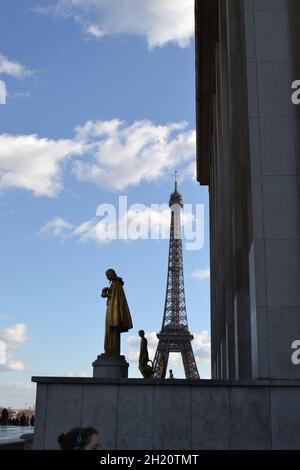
139, 330, 145, 338
105, 268, 116, 281
58, 427, 100, 450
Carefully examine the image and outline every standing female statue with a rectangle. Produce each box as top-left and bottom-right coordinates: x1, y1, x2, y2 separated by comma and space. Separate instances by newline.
138, 330, 153, 378
101, 269, 133, 358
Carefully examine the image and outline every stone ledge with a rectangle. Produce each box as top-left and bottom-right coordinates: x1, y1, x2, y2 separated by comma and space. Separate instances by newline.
31, 376, 300, 387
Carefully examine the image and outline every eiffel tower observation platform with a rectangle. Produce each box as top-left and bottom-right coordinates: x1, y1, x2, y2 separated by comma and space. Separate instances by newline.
32, 376, 300, 450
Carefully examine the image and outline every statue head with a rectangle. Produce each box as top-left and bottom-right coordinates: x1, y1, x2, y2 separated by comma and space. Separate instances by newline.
138, 330, 145, 337
105, 268, 117, 281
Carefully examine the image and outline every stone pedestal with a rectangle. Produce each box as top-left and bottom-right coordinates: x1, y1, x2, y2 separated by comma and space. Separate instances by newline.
92, 354, 129, 378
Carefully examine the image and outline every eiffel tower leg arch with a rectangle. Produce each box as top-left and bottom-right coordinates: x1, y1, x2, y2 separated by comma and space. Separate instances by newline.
153, 333, 200, 380
181, 341, 200, 380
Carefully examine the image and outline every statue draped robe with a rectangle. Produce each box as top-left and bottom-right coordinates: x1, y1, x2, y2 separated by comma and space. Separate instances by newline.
103, 276, 133, 357
139, 336, 153, 378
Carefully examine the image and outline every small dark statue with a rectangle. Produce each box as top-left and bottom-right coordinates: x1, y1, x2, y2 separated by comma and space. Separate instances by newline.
138, 330, 154, 378
159, 353, 167, 379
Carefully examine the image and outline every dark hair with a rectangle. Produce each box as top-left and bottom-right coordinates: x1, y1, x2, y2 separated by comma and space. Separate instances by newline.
57, 427, 98, 450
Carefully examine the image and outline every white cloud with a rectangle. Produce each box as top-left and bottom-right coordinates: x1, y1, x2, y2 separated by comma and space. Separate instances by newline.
0, 133, 85, 197
73, 119, 196, 191
38, 204, 194, 245
72, 217, 102, 244
193, 330, 211, 364
0, 80, 6, 104
38, 216, 101, 243
0, 323, 28, 344
0, 54, 33, 79
35, 0, 195, 49
38, 217, 75, 238
0, 324, 28, 372
5, 360, 25, 372
191, 268, 210, 282
0, 119, 195, 197
181, 160, 196, 181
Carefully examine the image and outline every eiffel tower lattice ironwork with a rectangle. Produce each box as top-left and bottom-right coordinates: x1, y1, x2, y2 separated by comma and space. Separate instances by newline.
152, 176, 200, 379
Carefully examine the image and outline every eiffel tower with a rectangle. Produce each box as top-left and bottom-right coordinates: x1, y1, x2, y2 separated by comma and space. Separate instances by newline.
152, 175, 200, 379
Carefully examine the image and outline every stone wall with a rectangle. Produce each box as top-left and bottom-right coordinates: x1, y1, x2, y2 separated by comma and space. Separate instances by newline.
33, 377, 300, 450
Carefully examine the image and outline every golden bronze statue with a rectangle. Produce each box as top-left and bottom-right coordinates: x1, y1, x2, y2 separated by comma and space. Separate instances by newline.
101, 269, 133, 358
138, 330, 153, 378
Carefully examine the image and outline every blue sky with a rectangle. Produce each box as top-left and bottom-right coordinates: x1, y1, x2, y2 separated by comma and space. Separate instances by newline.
0, 0, 210, 409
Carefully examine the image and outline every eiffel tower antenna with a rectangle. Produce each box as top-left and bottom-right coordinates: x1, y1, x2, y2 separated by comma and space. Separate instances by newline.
152, 177, 200, 379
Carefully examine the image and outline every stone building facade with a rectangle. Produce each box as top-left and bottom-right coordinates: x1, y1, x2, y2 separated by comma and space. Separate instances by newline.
196, 0, 300, 380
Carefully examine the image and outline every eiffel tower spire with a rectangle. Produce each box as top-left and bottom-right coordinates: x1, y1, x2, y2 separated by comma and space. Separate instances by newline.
152, 176, 200, 379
